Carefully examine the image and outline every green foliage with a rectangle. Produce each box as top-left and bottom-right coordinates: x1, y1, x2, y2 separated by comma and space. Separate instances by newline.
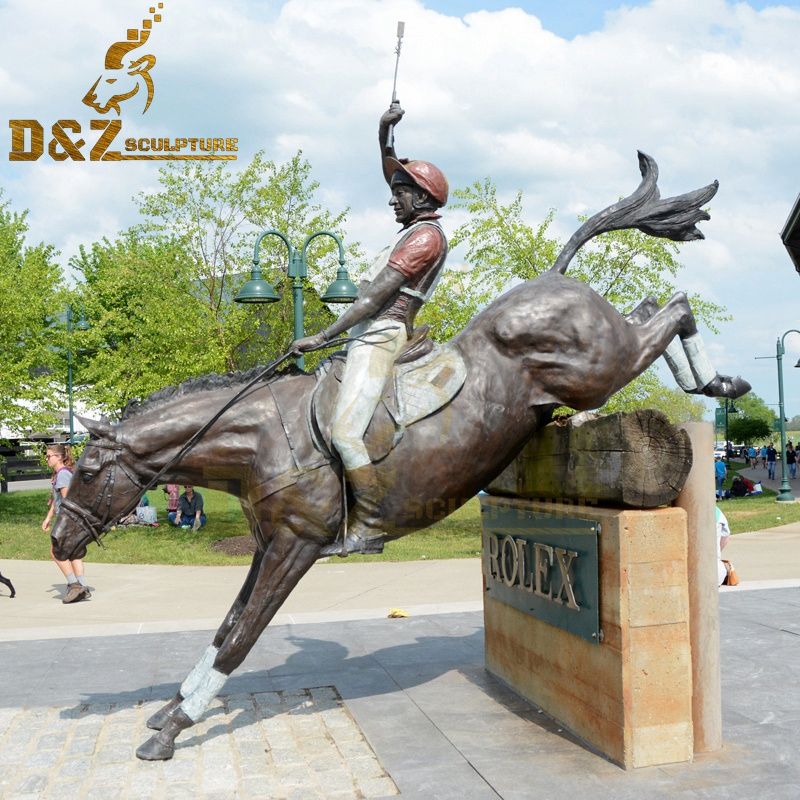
71, 152, 366, 415
601, 370, 706, 423
135, 150, 365, 301
728, 416, 772, 444
71, 234, 220, 413
717, 392, 776, 447
719, 392, 776, 426
419, 179, 559, 339
0, 193, 66, 434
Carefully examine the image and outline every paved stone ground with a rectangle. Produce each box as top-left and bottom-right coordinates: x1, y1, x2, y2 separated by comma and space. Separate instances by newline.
2, 591, 800, 799
0, 688, 396, 800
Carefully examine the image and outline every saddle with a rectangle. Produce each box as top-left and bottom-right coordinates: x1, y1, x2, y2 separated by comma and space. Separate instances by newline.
311, 336, 467, 464
265, 332, 467, 477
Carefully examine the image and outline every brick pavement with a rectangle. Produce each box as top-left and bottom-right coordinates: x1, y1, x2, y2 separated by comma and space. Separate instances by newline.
0, 688, 396, 800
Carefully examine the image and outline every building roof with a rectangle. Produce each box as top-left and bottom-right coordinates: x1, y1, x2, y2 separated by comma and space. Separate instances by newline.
780, 193, 800, 276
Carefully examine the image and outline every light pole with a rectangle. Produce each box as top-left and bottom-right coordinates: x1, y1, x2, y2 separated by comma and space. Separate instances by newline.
65, 306, 89, 443
234, 230, 358, 369
724, 399, 738, 464
776, 329, 800, 502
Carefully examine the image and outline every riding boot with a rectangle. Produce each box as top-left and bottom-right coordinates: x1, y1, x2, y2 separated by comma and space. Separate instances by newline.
320, 465, 387, 558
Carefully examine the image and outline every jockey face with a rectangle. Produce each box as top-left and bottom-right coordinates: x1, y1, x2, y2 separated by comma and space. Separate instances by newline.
390, 183, 417, 225
390, 171, 434, 225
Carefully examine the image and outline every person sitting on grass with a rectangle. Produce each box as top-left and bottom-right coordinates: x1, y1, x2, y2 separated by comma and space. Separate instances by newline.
168, 485, 206, 531
730, 475, 748, 497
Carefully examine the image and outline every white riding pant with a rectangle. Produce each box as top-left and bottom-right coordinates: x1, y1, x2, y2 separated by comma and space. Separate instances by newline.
331, 318, 408, 471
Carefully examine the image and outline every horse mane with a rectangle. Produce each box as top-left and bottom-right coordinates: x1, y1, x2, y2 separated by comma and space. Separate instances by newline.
121, 364, 305, 420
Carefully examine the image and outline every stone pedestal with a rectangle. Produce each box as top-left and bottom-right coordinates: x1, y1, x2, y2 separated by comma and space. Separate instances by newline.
481, 496, 693, 769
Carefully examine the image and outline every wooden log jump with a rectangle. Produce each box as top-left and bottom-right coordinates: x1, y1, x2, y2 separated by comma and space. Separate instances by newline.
487, 409, 693, 508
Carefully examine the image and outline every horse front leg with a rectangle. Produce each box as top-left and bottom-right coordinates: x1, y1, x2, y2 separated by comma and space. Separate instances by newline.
136, 531, 321, 760
145, 544, 266, 731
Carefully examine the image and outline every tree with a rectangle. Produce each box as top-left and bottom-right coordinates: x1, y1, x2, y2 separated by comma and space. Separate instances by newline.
717, 392, 776, 426
728, 417, 771, 444
135, 151, 365, 365
428, 177, 729, 412
72, 152, 365, 415
0, 193, 65, 434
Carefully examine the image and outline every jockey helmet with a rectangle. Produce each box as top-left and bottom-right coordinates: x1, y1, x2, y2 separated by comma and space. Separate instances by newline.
385, 158, 449, 207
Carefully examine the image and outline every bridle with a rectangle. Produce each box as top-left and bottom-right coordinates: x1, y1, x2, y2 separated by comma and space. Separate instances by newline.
58, 440, 145, 547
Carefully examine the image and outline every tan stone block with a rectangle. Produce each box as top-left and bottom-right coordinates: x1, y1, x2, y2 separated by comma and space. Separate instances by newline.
484, 599, 623, 692
627, 560, 690, 627
598, 621, 622, 652
629, 624, 692, 728
631, 722, 693, 769
482, 501, 693, 770
624, 508, 687, 564
599, 557, 623, 627
484, 598, 626, 729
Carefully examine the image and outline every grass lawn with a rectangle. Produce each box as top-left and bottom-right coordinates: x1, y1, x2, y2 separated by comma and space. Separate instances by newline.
3, 465, 797, 567
716, 461, 800, 534
0, 487, 483, 566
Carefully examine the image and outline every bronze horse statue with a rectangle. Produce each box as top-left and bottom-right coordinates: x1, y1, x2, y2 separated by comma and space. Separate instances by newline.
52, 153, 748, 760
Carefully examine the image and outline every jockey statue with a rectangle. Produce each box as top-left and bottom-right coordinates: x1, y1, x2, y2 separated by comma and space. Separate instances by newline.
291, 102, 449, 557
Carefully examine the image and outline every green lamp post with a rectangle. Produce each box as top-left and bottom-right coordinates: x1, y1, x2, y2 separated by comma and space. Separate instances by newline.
234, 230, 358, 369
776, 329, 800, 502
65, 306, 89, 443
724, 398, 738, 464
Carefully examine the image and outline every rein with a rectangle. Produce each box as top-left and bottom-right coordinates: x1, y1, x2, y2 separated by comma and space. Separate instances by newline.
61, 330, 394, 541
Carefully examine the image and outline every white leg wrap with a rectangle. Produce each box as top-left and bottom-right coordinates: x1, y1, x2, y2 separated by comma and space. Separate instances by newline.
682, 332, 717, 390
180, 645, 219, 698
662, 337, 697, 391
180, 667, 228, 722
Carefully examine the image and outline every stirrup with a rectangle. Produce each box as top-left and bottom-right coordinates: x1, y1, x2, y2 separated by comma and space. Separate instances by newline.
319, 532, 385, 558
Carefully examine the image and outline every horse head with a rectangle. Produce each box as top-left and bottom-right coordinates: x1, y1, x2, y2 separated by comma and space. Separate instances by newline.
50, 416, 145, 561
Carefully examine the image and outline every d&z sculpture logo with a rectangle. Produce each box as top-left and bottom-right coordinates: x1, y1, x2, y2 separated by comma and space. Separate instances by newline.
8, 3, 238, 162
82, 4, 163, 116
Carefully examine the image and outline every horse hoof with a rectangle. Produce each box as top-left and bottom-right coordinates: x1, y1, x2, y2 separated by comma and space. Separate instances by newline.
701, 375, 751, 399
136, 734, 175, 761
146, 697, 182, 730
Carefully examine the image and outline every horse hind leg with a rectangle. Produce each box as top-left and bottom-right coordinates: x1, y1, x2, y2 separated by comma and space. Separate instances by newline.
136, 530, 321, 760
628, 293, 750, 399
625, 296, 661, 325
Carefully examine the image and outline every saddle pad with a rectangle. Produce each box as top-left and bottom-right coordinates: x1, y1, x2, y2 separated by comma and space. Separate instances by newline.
392, 344, 467, 427
311, 344, 467, 464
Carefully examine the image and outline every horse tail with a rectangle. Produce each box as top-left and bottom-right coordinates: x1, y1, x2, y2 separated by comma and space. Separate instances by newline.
549, 151, 719, 275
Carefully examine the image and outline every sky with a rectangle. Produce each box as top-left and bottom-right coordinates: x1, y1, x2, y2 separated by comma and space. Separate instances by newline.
2, 0, 800, 419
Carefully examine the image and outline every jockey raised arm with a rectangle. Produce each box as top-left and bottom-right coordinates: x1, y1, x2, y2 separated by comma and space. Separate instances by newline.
291, 102, 449, 556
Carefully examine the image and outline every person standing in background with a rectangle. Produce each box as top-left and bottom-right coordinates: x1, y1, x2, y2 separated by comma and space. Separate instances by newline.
42, 444, 90, 604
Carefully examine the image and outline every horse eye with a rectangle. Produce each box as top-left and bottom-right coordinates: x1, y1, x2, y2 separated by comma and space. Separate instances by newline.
81, 470, 95, 483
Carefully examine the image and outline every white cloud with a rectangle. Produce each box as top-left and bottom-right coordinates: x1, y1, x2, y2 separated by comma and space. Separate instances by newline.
2, 0, 800, 409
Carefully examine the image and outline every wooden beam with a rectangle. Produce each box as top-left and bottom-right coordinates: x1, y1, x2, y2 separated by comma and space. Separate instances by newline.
487, 410, 692, 508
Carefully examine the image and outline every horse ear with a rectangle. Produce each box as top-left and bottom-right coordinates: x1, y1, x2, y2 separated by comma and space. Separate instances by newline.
76, 415, 116, 441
